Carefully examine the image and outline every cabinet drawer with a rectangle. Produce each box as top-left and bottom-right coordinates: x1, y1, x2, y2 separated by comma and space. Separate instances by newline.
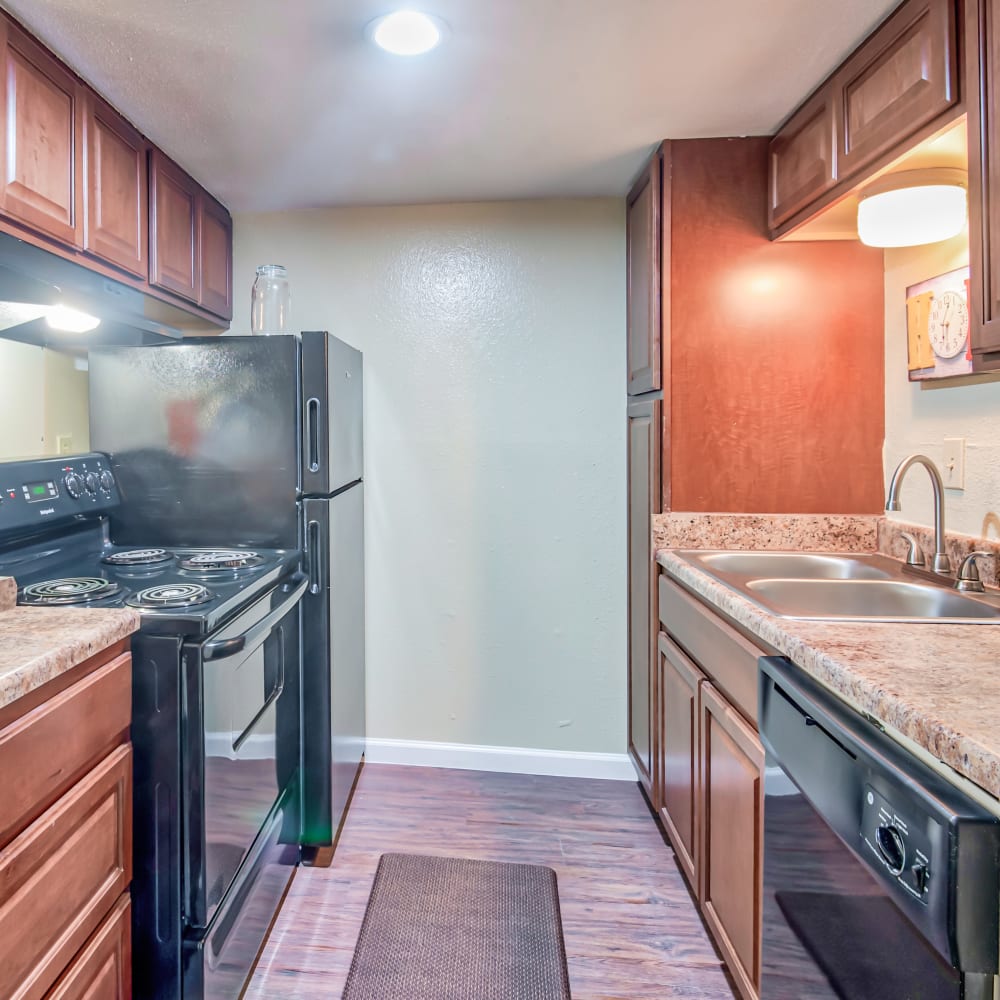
658, 574, 761, 725
0, 744, 132, 1000
0, 651, 131, 845
46, 893, 131, 1000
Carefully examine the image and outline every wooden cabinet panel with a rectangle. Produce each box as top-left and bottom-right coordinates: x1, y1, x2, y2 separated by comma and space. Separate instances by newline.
84, 95, 147, 278
836, 0, 958, 180
46, 893, 131, 1000
657, 631, 704, 888
626, 154, 661, 395
699, 682, 764, 1000
0, 745, 132, 1000
627, 397, 661, 797
968, 0, 1000, 363
149, 148, 199, 302
199, 192, 233, 319
658, 575, 761, 725
768, 89, 837, 229
0, 21, 82, 246
0, 652, 131, 846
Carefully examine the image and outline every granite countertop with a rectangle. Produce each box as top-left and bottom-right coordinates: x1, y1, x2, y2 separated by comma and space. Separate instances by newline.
0, 575, 140, 711
656, 547, 1000, 801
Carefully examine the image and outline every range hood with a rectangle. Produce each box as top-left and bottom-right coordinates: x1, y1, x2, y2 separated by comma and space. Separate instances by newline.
0, 232, 185, 347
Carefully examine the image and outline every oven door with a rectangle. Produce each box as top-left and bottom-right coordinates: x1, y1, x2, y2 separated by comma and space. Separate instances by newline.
183, 575, 305, 930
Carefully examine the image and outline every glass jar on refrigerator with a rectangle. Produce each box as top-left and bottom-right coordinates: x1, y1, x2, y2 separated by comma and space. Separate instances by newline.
251, 264, 291, 335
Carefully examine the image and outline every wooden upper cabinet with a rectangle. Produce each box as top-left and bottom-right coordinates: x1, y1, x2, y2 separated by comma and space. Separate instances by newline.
199, 191, 233, 319
149, 148, 200, 303
968, 0, 1000, 363
835, 0, 958, 180
768, 89, 837, 230
626, 152, 661, 395
0, 20, 82, 247
84, 94, 148, 278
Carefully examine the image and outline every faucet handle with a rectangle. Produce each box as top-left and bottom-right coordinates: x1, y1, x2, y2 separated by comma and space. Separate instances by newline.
955, 551, 993, 593
899, 532, 925, 567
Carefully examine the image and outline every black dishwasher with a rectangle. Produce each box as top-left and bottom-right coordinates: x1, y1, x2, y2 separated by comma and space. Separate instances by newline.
758, 657, 1000, 1000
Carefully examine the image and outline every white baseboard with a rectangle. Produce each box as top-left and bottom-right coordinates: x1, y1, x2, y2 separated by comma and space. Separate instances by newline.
364, 737, 635, 781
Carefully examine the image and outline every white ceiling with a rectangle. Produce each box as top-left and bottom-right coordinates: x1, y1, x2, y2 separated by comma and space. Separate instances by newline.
4, 0, 899, 213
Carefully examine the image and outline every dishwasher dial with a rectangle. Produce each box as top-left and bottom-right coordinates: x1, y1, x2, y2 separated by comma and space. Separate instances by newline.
876, 824, 906, 875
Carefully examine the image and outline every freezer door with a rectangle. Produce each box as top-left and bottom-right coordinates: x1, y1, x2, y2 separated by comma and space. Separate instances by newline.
300, 486, 366, 848
89, 336, 300, 547
300, 331, 363, 496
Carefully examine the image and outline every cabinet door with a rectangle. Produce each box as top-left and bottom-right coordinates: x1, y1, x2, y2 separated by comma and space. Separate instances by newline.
699, 682, 764, 1000
46, 893, 131, 1000
199, 192, 233, 319
84, 95, 148, 278
626, 153, 661, 395
767, 88, 837, 230
657, 631, 704, 888
969, 0, 1000, 362
835, 0, 958, 181
149, 148, 199, 302
0, 20, 83, 246
627, 398, 661, 798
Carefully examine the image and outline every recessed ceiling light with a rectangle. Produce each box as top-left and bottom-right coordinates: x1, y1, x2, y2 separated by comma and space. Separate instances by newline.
46, 304, 101, 333
369, 11, 445, 56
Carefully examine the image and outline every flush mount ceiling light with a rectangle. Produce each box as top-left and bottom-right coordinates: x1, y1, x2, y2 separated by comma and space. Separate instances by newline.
857, 168, 968, 248
368, 10, 445, 55
46, 304, 101, 333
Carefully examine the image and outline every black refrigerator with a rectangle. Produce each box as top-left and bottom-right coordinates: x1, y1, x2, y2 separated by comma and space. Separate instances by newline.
89, 330, 366, 853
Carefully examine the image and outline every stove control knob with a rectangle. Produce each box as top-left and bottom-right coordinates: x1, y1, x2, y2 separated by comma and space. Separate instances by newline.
876, 824, 906, 875
99, 470, 115, 494
63, 473, 83, 499
83, 472, 99, 495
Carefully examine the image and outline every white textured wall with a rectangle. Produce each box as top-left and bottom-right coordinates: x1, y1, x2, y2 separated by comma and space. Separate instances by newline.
883, 231, 1000, 537
232, 201, 627, 754
0, 340, 44, 459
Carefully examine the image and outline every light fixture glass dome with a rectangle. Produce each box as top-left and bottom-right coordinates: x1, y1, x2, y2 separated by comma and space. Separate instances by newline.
369, 11, 444, 55
857, 168, 968, 248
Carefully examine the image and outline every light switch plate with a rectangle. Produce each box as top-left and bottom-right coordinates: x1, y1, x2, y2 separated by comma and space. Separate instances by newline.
943, 437, 965, 490
56, 434, 73, 455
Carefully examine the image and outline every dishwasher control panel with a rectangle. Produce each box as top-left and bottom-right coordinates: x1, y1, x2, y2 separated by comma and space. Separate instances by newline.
861, 784, 933, 903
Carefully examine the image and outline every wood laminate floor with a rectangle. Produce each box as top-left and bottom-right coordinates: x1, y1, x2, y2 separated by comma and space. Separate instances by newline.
247, 764, 734, 999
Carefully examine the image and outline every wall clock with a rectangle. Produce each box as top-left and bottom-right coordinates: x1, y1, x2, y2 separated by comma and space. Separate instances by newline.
928, 289, 969, 359
905, 266, 971, 382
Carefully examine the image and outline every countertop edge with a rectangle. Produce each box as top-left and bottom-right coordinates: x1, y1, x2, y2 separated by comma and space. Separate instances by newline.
0, 606, 141, 711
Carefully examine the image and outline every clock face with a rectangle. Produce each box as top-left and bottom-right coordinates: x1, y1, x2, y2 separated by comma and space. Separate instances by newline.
928, 289, 969, 359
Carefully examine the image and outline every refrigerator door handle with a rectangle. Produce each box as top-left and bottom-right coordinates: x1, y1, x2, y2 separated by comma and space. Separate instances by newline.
307, 519, 323, 594
306, 397, 322, 474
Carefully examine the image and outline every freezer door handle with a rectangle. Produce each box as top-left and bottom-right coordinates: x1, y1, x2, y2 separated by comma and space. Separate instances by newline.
306, 397, 322, 473
307, 519, 324, 594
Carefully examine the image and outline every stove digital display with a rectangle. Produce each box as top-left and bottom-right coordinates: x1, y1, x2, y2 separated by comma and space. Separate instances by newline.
22, 480, 58, 503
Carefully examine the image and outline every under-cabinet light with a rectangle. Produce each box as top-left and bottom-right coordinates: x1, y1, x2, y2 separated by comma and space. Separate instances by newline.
46, 305, 101, 333
857, 169, 967, 248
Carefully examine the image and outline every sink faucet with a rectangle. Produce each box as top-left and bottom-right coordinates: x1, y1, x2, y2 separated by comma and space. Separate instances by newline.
885, 454, 952, 575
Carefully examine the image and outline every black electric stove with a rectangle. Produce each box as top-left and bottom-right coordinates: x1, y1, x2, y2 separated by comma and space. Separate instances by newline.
0, 454, 304, 1000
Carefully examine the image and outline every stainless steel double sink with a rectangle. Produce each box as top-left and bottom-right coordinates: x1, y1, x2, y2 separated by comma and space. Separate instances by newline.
675, 550, 1000, 623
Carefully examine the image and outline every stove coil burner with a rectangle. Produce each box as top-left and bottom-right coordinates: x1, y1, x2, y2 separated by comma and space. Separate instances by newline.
178, 550, 263, 572
127, 583, 215, 609
21, 577, 121, 605
102, 549, 173, 567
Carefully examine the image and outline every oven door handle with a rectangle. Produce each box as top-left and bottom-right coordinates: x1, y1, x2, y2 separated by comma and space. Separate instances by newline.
203, 576, 307, 662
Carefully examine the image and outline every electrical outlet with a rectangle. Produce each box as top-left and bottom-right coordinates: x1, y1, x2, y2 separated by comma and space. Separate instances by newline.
56, 434, 73, 455
943, 437, 965, 490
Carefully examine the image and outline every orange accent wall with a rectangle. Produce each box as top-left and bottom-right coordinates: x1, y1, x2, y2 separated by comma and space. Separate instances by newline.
665, 138, 885, 513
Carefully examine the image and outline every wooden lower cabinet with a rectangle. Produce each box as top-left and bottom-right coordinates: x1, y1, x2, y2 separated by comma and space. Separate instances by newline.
699, 681, 765, 1000
47, 894, 131, 1000
0, 642, 133, 1000
656, 631, 703, 886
